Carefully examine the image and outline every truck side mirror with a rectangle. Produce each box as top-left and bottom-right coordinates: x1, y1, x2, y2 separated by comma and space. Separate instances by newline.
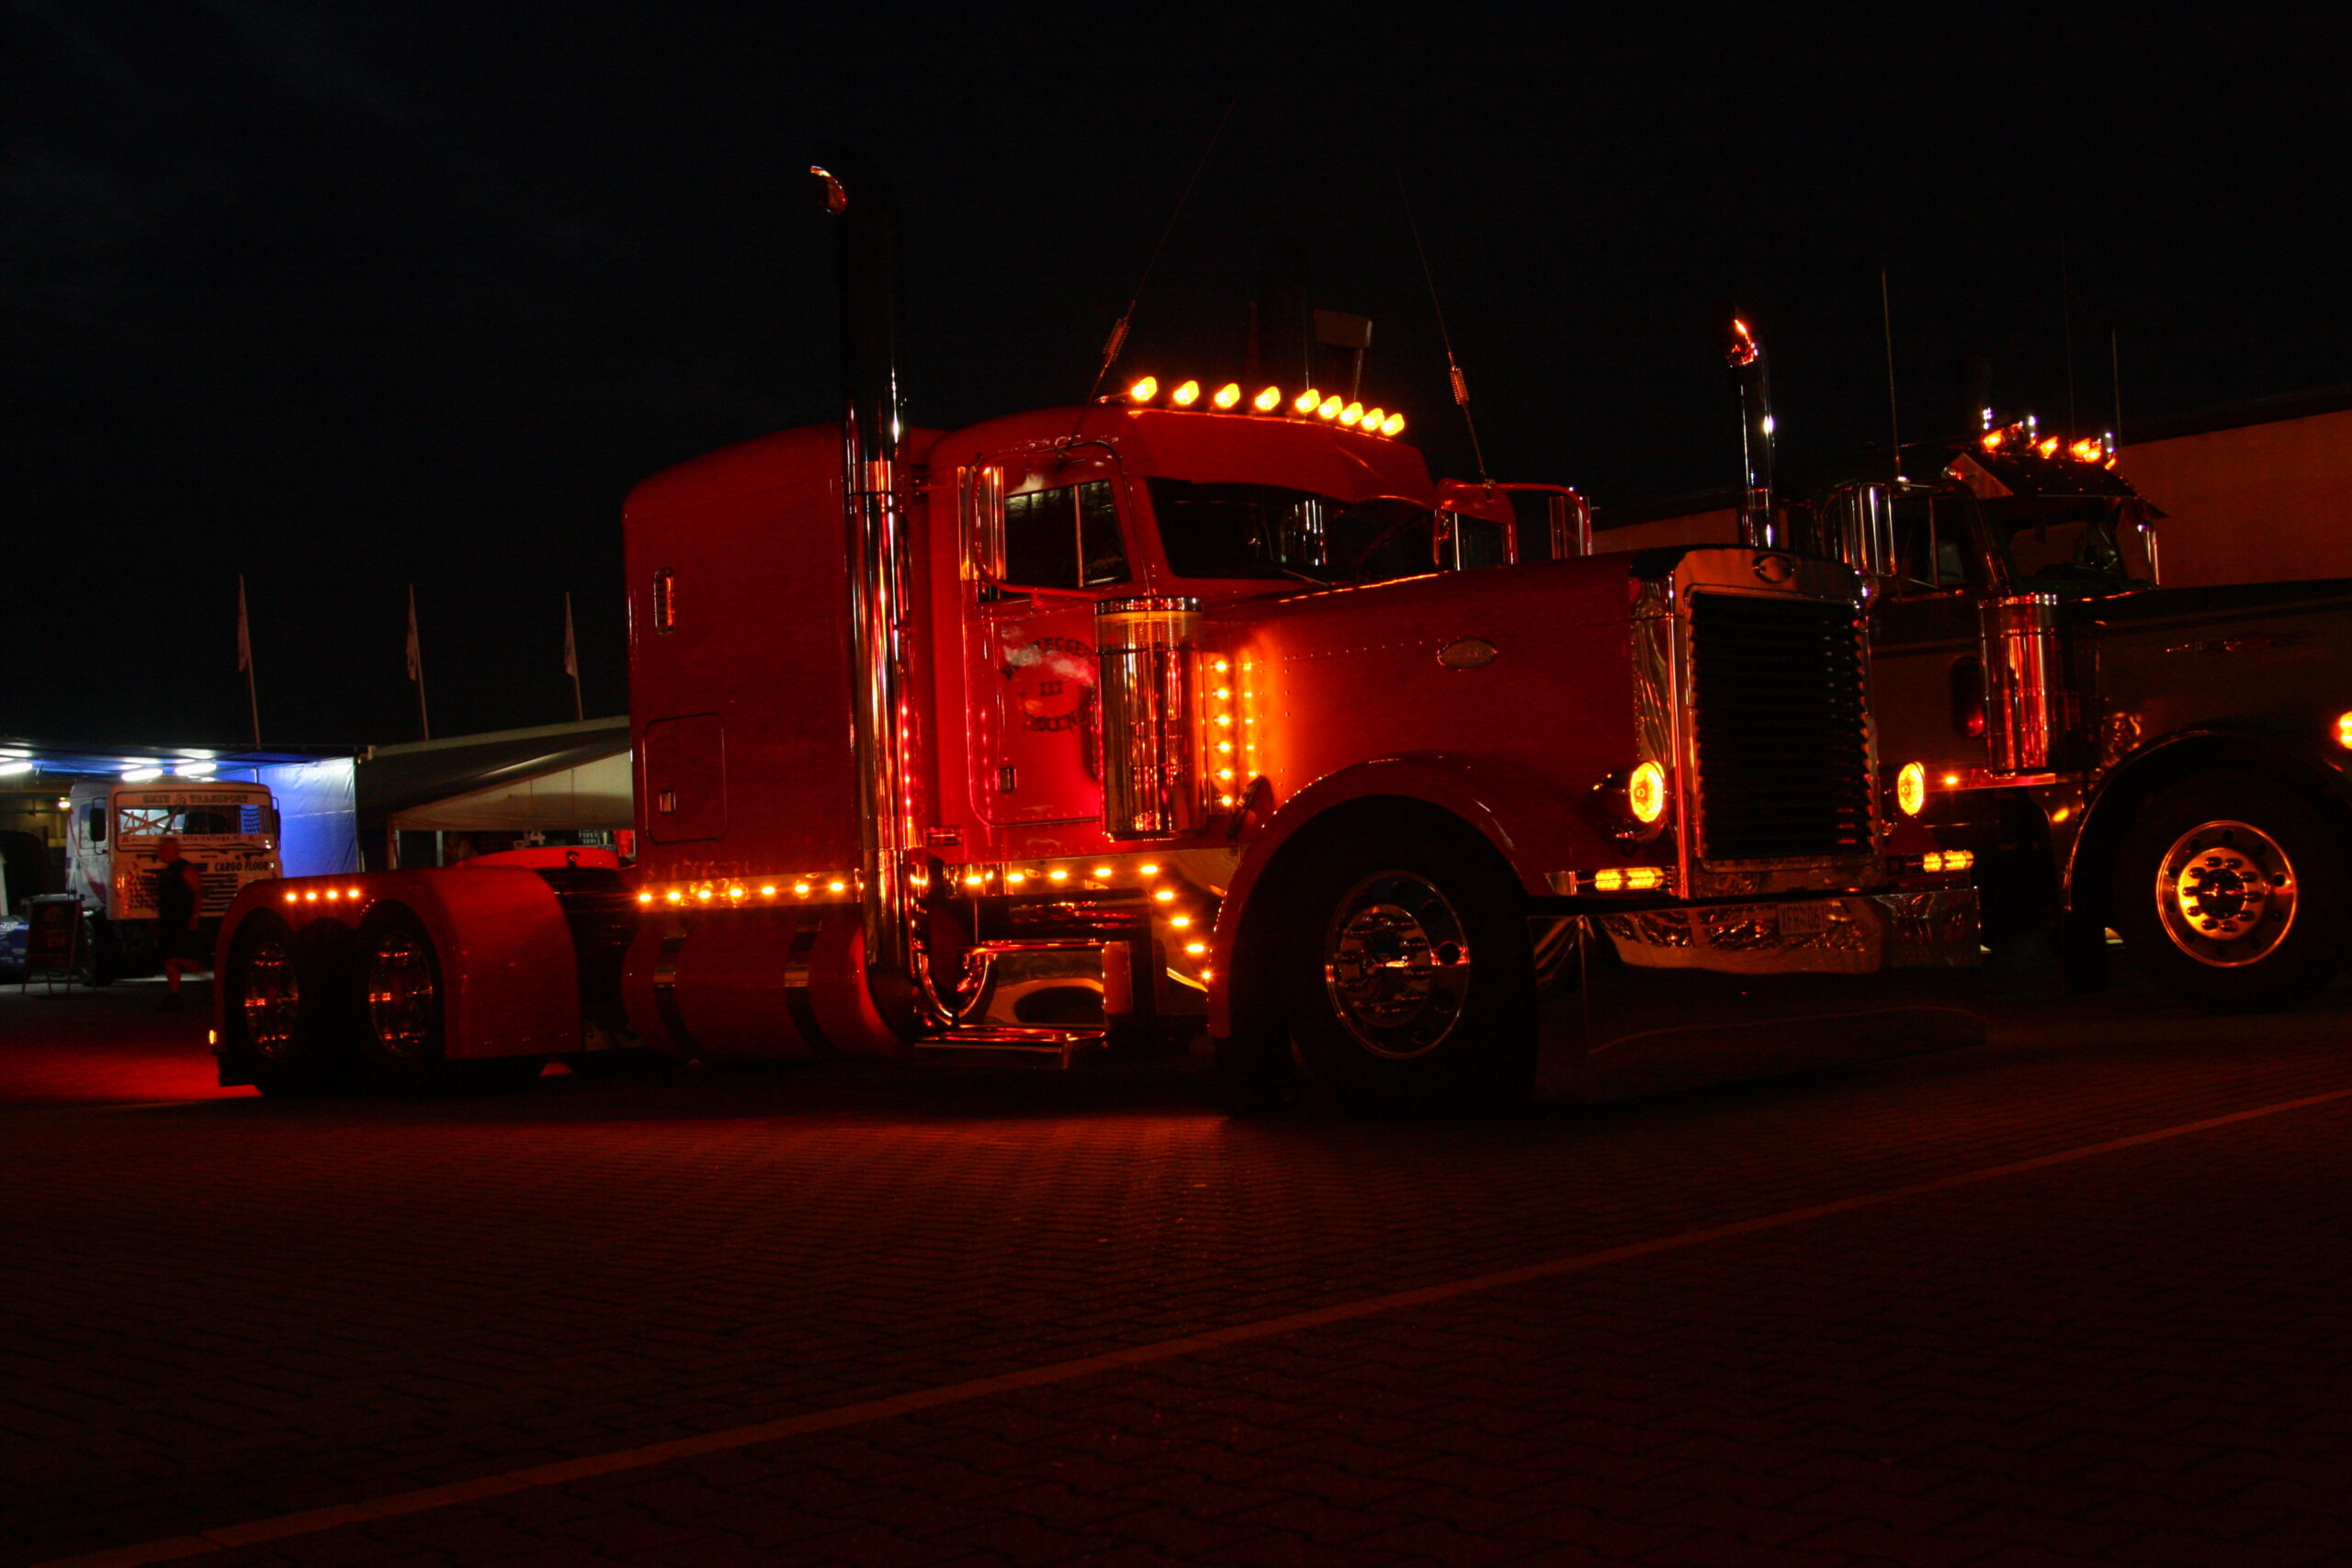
962, 464, 1006, 586
88, 804, 107, 844
1821, 483, 1899, 598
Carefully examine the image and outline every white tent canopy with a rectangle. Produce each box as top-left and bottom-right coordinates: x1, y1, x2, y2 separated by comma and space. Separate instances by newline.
384, 748, 633, 832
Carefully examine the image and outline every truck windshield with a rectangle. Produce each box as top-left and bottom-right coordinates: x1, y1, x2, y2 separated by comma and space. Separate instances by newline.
1148, 479, 1436, 585
1993, 499, 2141, 588
119, 803, 264, 838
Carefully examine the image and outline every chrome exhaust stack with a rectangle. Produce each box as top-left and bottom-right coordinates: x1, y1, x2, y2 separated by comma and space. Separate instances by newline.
1722, 315, 1780, 549
811, 155, 946, 1034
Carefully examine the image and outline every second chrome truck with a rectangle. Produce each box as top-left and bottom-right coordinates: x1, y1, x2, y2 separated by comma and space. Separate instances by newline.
211, 164, 1978, 1104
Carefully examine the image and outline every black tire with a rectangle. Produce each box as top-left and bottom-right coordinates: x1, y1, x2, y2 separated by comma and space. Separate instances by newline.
77, 918, 119, 987
222, 912, 352, 1096
2111, 773, 2348, 1013
1273, 814, 1537, 1111
355, 905, 450, 1093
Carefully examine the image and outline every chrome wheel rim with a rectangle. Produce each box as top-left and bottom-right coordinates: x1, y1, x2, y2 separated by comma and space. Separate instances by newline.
241, 940, 301, 1059
366, 931, 438, 1056
2155, 818, 2297, 968
1324, 871, 1471, 1059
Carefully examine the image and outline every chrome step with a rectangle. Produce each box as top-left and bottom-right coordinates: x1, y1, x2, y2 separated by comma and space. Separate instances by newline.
913, 1025, 1105, 1070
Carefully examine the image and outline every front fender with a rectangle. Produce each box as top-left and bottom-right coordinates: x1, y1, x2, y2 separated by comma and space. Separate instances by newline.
1206, 754, 1604, 1035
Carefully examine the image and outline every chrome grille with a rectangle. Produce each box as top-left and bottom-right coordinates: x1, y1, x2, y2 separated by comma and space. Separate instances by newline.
1688, 592, 1872, 862
200, 871, 241, 915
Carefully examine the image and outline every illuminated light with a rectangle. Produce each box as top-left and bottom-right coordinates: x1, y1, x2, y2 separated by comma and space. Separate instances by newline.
303, 890, 318, 902
1092, 865, 1114, 878
1171, 379, 1201, 407
1216, 741, 1233, 753
1922, 851, 1944, 874
2037, 436, 2061, 459
964, 874, 985, 888
1200, 967, 1213, 981
828, 879, 847, 894
637, 892, 654, 905
1185, 941, 1208, 955
284, 891, 299, 904
1215, 713, 1233, 727
2336, 711, 2352, 749
1047, 868, 1069, 883
1214, 660, 1230, 673
1339, 401, 1364, 427
1623, 866, 1666, 892
1294, 388, 1321, 414
1760, 413, 1776, 437
1941, 772, 1962, 787
696, 887, 713, 901
1592, 869, 1626, 892
1214, 687, 1232, 700
208, 1028, 218, 1047
760, 885, 776, 897
120, 767, 163, 782
1127, 376, 1159, 403
1212, 382, 1241, 410
1362, 408, 1385, 433
1170, 915, 1193, 929
1982, 429, 2006, 451
1006, 871, 1027, 886
2069, 437, 2105, 464
1138, 863, 1159, 875
1217, 768, 1235, 781
1153, 888, 1177, 903
324, 889, 340, 901
666, 890, 684, 903
1944, 849, 1974, 871
174, 761, 217, 777
1380, 412, 1405, 437
727, 886, 746, 900
1628, 761, 1668, 824
1896, 761, 1928, 817
1317, 396, 1342, 420
0, 761, 31, 778
795, 881, 813, 896
348, 887, 363, 899
1219, 795, 1237, 807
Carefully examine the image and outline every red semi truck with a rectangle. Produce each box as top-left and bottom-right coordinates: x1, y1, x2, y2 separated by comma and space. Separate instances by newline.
213, 164, 1980, 1106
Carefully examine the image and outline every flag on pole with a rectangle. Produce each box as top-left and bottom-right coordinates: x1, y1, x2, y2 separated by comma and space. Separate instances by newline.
236, 575, 253, 671
405, 585, 423, 682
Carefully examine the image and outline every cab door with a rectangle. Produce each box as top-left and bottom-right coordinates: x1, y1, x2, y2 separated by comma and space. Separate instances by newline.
967, 456, 1136, 826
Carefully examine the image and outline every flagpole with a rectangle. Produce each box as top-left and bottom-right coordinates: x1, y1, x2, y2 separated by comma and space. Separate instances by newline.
406, 584, 431, 741
237, 574, 262, 749
564, 591, 584, 722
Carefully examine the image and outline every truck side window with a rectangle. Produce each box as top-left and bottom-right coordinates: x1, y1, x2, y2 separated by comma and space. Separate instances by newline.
1150, 479, 1436, 585
1001, 480, 1130, 592
1892, 494, 1979, 597
87, 803, 107, 843
1451, 514, 1509, 571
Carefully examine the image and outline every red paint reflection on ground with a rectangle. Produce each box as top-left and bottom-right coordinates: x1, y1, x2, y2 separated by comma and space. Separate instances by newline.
0, 979, 252, 1106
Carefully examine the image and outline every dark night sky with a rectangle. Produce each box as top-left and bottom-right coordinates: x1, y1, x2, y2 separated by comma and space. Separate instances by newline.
6, 3, 2346, 748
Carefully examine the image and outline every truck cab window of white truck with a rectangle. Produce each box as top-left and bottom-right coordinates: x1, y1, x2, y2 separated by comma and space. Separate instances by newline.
1148, 479, 1438, 586
117, 804, 261, 838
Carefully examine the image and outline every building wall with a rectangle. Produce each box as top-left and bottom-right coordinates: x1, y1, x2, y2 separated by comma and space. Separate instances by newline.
2117, 407, 2352, 588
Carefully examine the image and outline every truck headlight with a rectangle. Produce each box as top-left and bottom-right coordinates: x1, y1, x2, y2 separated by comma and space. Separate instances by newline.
1895, 761, 1927, 817
1628, 761, 1668, 824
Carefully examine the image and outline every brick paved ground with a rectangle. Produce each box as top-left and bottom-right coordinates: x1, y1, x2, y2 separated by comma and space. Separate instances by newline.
5, 974, 2350, 1565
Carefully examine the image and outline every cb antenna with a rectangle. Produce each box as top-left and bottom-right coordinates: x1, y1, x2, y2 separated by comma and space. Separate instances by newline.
1879, 265, 1904, 481
1082, 97, 1238, 407
1400, 178, 1490, 486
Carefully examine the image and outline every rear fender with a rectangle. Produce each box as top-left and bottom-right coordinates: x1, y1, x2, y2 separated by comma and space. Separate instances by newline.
1206, 756, 1600, 1036
214, 871, 580, 1060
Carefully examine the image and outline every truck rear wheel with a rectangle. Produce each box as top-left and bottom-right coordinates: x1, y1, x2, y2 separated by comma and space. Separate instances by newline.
1276, 817, 1536, 1111
356, 907, 450, 1092
223, 912, 349, 1096
2112, 774, 2347, 1012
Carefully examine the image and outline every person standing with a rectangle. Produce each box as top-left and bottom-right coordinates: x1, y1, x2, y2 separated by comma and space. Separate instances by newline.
152, 835, 206, 1011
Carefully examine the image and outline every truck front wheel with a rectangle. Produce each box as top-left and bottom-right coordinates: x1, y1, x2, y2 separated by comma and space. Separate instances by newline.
223, 912, 349, 1096
2112, 774, 2347, 1012
1276, 818, 1537, 1111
